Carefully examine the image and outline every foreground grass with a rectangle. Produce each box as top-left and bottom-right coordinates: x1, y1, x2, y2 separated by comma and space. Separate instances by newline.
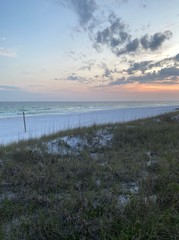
0, 111, 179, 239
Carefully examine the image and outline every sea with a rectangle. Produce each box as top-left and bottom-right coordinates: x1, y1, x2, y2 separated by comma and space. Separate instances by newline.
0, 101, 179, 119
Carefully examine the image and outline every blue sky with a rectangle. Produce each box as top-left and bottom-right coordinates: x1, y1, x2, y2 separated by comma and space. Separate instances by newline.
0, 0, 179, 101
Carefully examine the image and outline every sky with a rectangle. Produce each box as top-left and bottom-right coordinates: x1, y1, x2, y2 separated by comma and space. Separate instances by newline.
0, 0, 179, 101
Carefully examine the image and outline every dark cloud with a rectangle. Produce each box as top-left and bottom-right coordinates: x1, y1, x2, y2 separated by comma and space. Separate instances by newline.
116, 38, 140, 55
110, 66, 179, 86
107, 53, 179, 86
109, 77, 133, 86
98, 62, 115, 79
92, 12, 172, 56
67, 75, 80, 81
140, 31, 172, 51
126, 38, 140, 52
103, 68, 112, 78
54, 75, 75, 81
57, 0, 97, 26
175, 53, 179, 62
94, 14, 131, 52
94, 28, 172, 56
56, 1, 172, 57
160, 67, 179, 77
135, 67, 179, 83
73, 0, 97, 26
55, 73, 88, 83
122, 53, 179, 77
126, 60, 152, 74
66, 73, 86, 82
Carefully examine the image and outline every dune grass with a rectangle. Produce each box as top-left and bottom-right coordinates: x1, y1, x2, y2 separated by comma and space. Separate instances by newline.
0, 111, 179, 239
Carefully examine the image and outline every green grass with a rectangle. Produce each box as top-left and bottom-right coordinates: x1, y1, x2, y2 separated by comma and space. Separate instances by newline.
0, 111, 179, 239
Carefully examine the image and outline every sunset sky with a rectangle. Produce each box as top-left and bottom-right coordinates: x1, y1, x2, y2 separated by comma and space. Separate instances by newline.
0, 0, 179, 101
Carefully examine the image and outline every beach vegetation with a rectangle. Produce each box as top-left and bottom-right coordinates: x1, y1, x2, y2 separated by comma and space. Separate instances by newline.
0, 111, 179, 239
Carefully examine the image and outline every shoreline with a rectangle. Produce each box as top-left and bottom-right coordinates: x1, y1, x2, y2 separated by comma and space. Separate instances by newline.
0, 105, 178, 145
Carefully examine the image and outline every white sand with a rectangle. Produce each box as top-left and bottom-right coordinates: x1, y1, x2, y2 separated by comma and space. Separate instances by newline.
0, 106, 177, 145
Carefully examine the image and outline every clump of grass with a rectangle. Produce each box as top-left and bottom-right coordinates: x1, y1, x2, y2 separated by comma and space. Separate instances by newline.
0, 111, 179, 239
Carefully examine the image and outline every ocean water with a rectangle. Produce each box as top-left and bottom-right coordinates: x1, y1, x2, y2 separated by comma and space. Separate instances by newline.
0, 101, 179, 119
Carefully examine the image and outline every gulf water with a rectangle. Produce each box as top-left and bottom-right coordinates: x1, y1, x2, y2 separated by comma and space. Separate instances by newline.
0, 101, 179, 119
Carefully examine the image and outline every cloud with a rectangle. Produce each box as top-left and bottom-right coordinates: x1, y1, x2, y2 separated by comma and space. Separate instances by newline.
92, 12, 172, 56
159, 67, 179, 78
66, 73, 88, 82
140, 31, 172, 51
109, 77, 133, 85
106, 52, 179, 86
126, 53, 179, 75
126, 60, 152, 74
79, 59, 96, 71
67, 75, 81, 81
56, 0, 97, 26
55, 73, 88, 83
174, 53, 179, 62
0, 85, 20, 90
116, 38, 140, 55
94, 14, 130, 51
55, 0, 173, 58
58, 0, 128, 26
98, 62, 115, 79
0, 47, 16, 57
110, 66, 179, 86
56, 1, 172, 58
79, 65, 92, 71
103, 68, 112, 78
126, 58, 170, 75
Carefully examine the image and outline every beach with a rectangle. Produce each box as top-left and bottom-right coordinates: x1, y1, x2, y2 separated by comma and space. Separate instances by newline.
0, 105, 177, 145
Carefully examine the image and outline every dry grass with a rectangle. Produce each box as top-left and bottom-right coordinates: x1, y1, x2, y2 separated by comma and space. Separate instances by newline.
0, 111, 179, 239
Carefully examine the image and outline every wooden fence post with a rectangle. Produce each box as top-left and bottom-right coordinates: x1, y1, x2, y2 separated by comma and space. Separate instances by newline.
23, 111, 27, 132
